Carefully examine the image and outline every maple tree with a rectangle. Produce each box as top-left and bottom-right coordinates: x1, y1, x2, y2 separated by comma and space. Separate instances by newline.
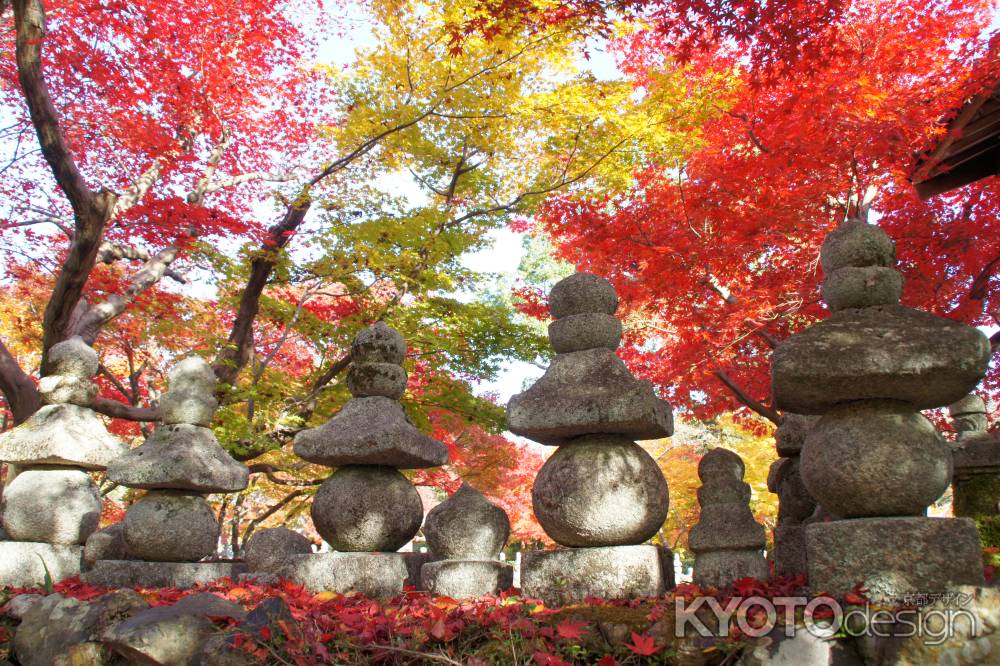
528, 0, 1000, 426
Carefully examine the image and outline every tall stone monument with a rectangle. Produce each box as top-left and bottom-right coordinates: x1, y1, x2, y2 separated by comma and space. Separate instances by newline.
0, 337, 128, 586
271, 322, 448, 596
771, 220, 990, 597
86, 356, 250, 588
948, 394, 999, 549
421, 482, 513, 597
509, 273, 673, 604
766, 414, 818, 578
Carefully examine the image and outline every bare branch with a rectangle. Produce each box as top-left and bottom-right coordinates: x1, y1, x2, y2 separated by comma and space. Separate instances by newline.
713, 369, 781, 424
91, 397, 159, 421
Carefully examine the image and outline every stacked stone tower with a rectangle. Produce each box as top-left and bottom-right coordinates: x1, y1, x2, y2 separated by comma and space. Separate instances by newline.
421, 482, 513, 597
86, 356, 250, 588
0, 338, 127, 586
508, 273, 673, 604
273, 322, 447, 596
690, 448, 767, 587
772, 220, 990, 597
766, 415, 818, 578
948, 394, 999, 549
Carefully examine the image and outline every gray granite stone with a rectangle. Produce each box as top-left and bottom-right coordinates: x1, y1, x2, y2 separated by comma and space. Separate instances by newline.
952, 432, 1000, 473
768, 457, 817, 526
805, 517, 985, 598
83, 523, 131, 569
38, 374, 96, 406
159, 356, 219, 426
693, 550, 769, 589
347, 361, 407, 399
312, 466, 423, 552
352, 321, 406, 364
421, 559, 513, 598
274, 552, 409, 596
772, 304, 990, 413
548, 313, 622, 353
507, 348, 673, 444
401, 551, 432, 589
123, 491, 220, 562
83, 559, 248, 588
532, 434, 668, 547
775, 414, 818, 457
521, 545, 666, 605
425, 483, 510, 559
821, 266, 903, 311
107, 423, 249, 493
949, 394, 987, 417
549, 272, 618, 319
0, 403, 127, 469
0, 541, 83, 587
819, 219, 895, 273
243, 527, 313, 571
4, 593, 44, 620
294, 396, 448, 468
1, 467, 101, 544
45, 336, 99, 379
800, 401, 952, 517
772, 524, 808, 578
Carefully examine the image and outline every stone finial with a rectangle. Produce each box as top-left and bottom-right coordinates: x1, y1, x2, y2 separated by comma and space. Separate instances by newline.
424, 483, 510, 560
546, 273, 622, 353
819, 219, 895, 273
38, 337, 100, 406
351, 321, 406, 365
159, 356, 218, 427
548, 272, 618, 318
775, 414, 818, 457
819, 220, 902, 311
949, 394, 988, 440
347, 323, 408, 399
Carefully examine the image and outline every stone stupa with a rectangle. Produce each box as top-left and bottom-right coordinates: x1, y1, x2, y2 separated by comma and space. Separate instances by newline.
771, 219, 990, 597
766, 414, 818, 578
0, 337, 128, 586
509, 272, 674, 604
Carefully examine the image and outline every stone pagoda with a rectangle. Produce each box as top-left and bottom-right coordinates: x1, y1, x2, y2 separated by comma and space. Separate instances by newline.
948, 394, 999, 549
0, 337, 128, 586
766, 414, 818, 578
771, 220, 990, 597
509, 272, 673, 604
86, 356, 249, 588
272, 322, 447, 596
421, 482, 513, 597
690, 449, 767, 587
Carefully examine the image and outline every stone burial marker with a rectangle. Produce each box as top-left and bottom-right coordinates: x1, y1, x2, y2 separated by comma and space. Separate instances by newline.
509, 272, 673, 604
771, 219, 991, 598
948, 393, 1000, 549
84, 356, 250, 588
0, 337, 128, 587
264, 322, 448, 596
766, 414, 818, 578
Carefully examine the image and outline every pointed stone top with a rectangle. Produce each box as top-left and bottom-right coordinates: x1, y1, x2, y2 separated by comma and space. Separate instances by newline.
352, 322, 406, 365
160, 356, 218, 426
949, 394, 986, 417
47, 337, 99, 379
549, 272, 618, 319
820, 219, 895, 273
424, 482, 511, 559
698, 448, 744, 483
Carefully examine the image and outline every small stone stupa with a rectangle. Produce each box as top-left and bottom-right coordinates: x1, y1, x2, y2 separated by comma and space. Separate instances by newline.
0, 337, 128, 586
85, 356, 250, 588
766, 414, 818, 578
421, 483, 512, 597
771, 220, 990, 597
272, 322, 447, 596
509, 273, 673, 604
690, 449, 767, 588
948, 394, 999, 550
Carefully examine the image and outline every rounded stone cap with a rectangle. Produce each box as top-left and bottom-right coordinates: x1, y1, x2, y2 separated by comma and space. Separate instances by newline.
352, 322, 406, 365
821, 266, 903, 311
424, 483, 510, 560
775, 414, 819, 457
698, 448, 744, 483
548, 313, 622, 353
160, 356, 218, 426
949, 394, 987, 417
549, 272, 618, 319
47, 337, 99, 379
820, 219, 895, 273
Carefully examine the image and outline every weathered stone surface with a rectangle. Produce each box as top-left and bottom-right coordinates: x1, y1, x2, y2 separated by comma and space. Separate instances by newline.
772, 524, 808, 578
425, 483, 510, 559
103, 592, 246, 665
197, 597, 300, 666
952, 432, 1000, 473
819, 219, 895, 273
107, 423, 249, 493
159, 356, 219, 426
805, 517, 985, 598
46, 336, 99, 378
352, 321, 406, 364
821, 266, 903, 311
347, 361, 407, 399
689, 449, 767, 552
507, 349, 673, 444
657, 545, 676, 591
774, 414, 818, 457
1, 467, 101, 544
0, 542, 83, 587
521, 545, 666, 605
741, 628, 865, 666
123, 491, 220, 562
294, 396, 448, 468
548, 313, 622, 353
549, 272, 618, 319
532, 434, 668, 547
84, 560, 247, 589
13, 589, 148, 666
83, 523, 130, 568
401, 551, 432, 589
771, 304, 990, 413
312, 466, 423, 552
243, 527, 313, 571
949, 393, 987, 417
693, 550, 769, 589
4, 593, 44, 620
768, 458, 817, 526
800, 401, 952, 517
421, 559, 513, 598
0, 403, 127, 469
274, 552, 409, 596
38, 373, 97, 406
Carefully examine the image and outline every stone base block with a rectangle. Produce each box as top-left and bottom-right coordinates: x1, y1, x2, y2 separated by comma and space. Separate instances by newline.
83, 560, 247, 589
421, 560, 513, 598
0, 542, 83, 587
693, 549, 768, 589
273, 552, 407, 597
806, 517, 984, 598
521, 545, 665, 605
773, 525, 808, 578
400, 551, 432, 589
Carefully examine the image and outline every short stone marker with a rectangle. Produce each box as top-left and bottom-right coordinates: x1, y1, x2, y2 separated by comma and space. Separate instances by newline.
766, 414, 818, 578
0, 337, 128, 587
771, 220, 990, 597
509, 272, 673, 604
948, 394, 999, 549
